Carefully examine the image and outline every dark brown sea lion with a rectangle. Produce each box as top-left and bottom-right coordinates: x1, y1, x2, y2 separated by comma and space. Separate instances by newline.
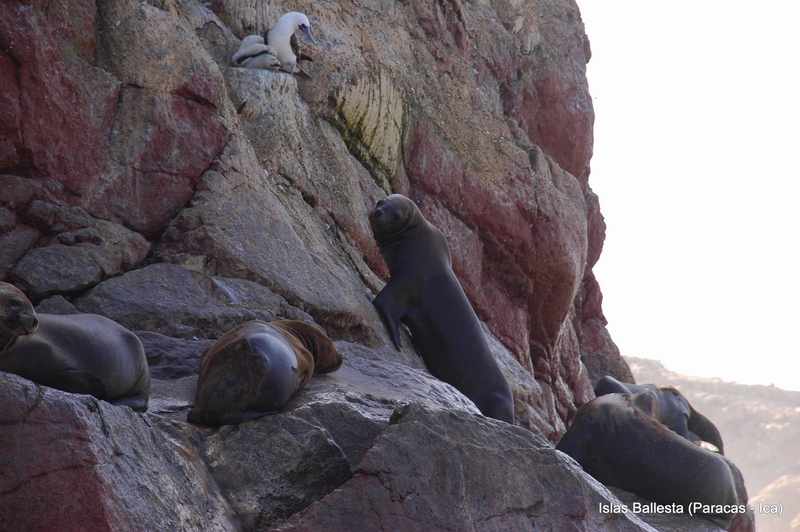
368, 194, 514, 423
0, 282, 151, 411
594, 375, 724, 453
187, 320, 342, 426
556, 391, 742, 529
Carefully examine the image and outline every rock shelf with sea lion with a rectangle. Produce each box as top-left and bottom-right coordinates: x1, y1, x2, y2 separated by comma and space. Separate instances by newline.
368, 194, 514, 423
0, 282, 151, 411
556, 390, 741, 529
188, 320, 342, 426
594, 375, 725, 453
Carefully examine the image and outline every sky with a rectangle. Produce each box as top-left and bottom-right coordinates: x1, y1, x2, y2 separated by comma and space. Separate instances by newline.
577, 0, 800, 391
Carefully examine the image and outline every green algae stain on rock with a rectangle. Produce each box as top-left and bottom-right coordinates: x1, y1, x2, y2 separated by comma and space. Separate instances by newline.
333, 70, 406, 192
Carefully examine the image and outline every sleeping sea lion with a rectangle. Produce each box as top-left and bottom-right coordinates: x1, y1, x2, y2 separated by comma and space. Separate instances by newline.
556, 391, 741, 529
594, 375, 724, 453
0, 282, 151, 411
187, 320, 342, 426
368, 194, 514, 423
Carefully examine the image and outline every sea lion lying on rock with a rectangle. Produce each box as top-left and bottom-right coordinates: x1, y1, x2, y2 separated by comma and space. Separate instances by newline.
594, 375, 724, 453
0, 282, 151, 411
188, 320, 342, 426
556, 391, 742, 529
368, 194, 514, 424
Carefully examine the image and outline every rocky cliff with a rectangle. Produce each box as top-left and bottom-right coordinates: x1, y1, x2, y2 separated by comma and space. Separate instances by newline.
1, 0, 715, 530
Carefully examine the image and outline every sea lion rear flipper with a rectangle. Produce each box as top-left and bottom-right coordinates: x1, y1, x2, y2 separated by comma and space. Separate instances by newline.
109, 394, 149, 412
593, 375, 632, 396
372, 286, 406, 350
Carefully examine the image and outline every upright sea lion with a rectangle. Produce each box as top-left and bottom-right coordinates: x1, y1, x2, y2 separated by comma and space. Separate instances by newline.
594, 375, 724, 453
556, 391, 740, 529
368, 194, 514, 423
0, 282, 151, 411
187, 320, 342, 426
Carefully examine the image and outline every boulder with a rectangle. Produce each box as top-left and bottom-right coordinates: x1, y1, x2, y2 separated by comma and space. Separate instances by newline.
274, 403, 654, 532
0, 372, 238, 532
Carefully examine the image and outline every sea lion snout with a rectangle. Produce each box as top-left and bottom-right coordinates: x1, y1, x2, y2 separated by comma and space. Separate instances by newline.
16, 310, 39, 335
368, 200, 393, 232
369, 195, 416, 237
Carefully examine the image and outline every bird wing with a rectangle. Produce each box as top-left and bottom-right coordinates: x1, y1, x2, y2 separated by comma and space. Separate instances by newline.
291, 33, 314, 63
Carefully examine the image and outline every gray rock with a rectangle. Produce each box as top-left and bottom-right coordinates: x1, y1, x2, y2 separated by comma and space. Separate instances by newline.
200, 414, 353, 531
0, 224, 41, 281
156, 133, 386, 339
274, 403, 656, 532
137, 331, 213, 380
608, 488, 726, 532
73, 263, 258, 339
0, 206, 15, 232
34, 294, 81, 314
11, 243, 122, 299
204, 276, 313, 323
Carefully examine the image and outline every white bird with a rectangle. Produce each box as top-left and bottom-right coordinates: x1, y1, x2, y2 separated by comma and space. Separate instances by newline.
231, 35, 281, 69
231, 13, 316, 78
266, 12, 315, 77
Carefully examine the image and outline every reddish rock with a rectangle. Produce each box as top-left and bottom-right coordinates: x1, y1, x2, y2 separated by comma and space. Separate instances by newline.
0, 175, 40, 208
0, 0, 228, 264
403, 121, 592, 429
0, 0, 118, 187
0, 54, 21, 171
0, 372, 236, 532
93, 87, 227, 236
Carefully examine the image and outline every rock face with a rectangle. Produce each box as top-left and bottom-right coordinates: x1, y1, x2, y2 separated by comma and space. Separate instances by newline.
0, 0, 616, 433
275, 403, 652, 532
0, 0, 746, 530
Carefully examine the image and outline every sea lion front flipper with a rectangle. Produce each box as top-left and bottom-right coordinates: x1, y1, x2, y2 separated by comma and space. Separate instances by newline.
372, 283, 407, 350
687, 404, 725, 454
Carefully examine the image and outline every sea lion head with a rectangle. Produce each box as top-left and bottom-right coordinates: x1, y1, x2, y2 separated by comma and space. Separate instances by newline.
0, 282, 39, 341
369, 194, 421, 246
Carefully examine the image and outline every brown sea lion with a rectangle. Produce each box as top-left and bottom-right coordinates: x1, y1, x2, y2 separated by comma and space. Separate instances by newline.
556, 391, 742, 529
187, 320, 342, 426
594, 375, 725, 453
368, 194, 514, 423
0, 282, 151, 411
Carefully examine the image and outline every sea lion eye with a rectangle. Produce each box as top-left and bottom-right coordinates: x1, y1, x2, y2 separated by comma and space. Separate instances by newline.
9, 299, 23, 309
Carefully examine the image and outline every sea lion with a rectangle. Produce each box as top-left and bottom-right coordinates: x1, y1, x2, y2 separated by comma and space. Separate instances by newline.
594, 375, 724, 453
368, 194, 514, 423
0, 282, 151, 411
556, 391, 740, 529
187, 320, 342, 426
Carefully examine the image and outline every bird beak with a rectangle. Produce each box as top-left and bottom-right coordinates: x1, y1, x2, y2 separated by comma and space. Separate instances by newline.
300, 24, 315, 44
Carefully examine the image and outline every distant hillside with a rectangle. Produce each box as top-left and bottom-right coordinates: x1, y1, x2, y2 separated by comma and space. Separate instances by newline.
627, 357, 800, 532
